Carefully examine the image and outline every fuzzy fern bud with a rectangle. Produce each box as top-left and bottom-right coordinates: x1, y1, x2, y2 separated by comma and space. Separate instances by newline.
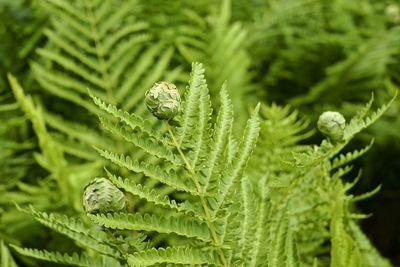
317, 111, 346, 142
82, 177, 127, 214
145, 82, 181, 120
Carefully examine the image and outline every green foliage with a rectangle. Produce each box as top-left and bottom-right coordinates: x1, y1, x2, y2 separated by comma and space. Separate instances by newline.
1, 0, 400, 266
10, 63, 396, 267
1, 240, 18, 267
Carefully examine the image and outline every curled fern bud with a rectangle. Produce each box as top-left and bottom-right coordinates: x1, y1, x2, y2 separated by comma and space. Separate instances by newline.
317, 111, 346, 142
82, 177, 127, 214
145, 82, 181, 120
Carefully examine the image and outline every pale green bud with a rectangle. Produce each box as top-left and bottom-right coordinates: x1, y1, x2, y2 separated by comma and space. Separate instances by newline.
386, 4, 400, 24
145, 82, 181, 120
82, 177, 126, 214
317, 111, 346, 142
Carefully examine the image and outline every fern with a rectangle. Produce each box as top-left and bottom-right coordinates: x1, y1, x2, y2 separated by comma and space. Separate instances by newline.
330, 182, 361, 267
155, 0, 257, 129
128, 246, 219, 266
12, 62, 396, 266
348, 221, 393, 267
290, 27, 400, 106
1, 240, 18, 267
11, 62, 262, 266
23, 0, 180, 169
11, 246, 124, 267
2, 1, 400, 266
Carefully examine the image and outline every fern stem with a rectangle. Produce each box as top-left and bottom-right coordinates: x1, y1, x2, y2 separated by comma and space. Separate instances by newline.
167, 123, 229, 267
84, 0, 115, 104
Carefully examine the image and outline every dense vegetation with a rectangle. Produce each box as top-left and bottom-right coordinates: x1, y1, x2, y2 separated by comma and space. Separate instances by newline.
1, 0, 399, 266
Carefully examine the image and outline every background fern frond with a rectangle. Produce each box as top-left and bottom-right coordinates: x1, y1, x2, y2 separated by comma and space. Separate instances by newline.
1, 240, 18, 267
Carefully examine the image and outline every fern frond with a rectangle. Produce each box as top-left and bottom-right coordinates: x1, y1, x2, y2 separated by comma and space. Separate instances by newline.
177, 62, 209, 146
106, 172, 203, 218
1, 240, 18, 267
330, 182, 361, 267
203, 85, 233, 191
332, 139, 374, 169
175, 0, 256, 128
260, 104, 314, 146
348, 221, 393, 267
344, 170, 363, 192
95, 148, 196, 194
99, 117, 181, 166
7, 74, 65, 170
11, 246, 124, 267
344, 92, 397, 140
290, 27, 400, 105
269, 214, 301, 267
237, 178, 261, 264
127, 246, 219, 267
213, 103, 260, 213
349, 185, 382, 203
44, 110, 114, 150
247, 103, 313, 178
28, 0, 177, 169
248, 177, 270, 267
284, 223, 301, 267
90, 94, 164, 140
24, 207, 121, 258
123, 47, 176, 111
88, 213, 211, 242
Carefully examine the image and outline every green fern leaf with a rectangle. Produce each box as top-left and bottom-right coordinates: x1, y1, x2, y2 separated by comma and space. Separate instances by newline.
332, 139, 374, 169
330, 182, 361, 267
203, 85, 234, 192
90, 94, 164, 140
24, 207, 122, 258
248, 177, 270, 267
1, 241, 18, 267
95, 148, 196, 194
236, 178, 261, 264
88, 213, 211, 242
349, 185, 382, 203
344, 93, 397, 140
127, 246, 219, 266
106, 172, 203, 218
11, 246, 124, 267
99, 116, 181, 166
177, 62, 209, 147
213, 103, 260, 213
348, 221, 393, 267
